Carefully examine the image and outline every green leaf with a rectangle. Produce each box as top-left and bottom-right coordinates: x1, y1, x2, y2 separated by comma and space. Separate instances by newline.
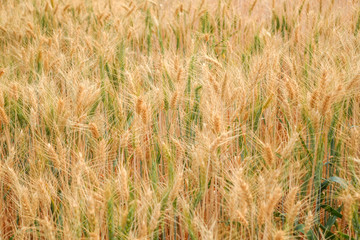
323, 205, 343, 234
295, 223, 304, 233
319, 224, 336, 239
328, 176, 347, 188
320, 204, 343, 218
337, 232, 356, 240
306, 229, 317, 240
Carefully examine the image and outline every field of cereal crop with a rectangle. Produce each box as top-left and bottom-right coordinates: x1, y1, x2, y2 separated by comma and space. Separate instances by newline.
1, 0, 360, 239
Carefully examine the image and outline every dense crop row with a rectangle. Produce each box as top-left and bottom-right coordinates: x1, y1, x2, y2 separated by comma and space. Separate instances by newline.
1, 0, 360, 239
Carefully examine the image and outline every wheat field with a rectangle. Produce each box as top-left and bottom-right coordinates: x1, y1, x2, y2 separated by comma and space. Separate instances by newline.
0, 0, 360, 239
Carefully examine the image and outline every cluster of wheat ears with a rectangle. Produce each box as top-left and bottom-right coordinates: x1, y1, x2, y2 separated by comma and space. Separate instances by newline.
0, 0, 360, 239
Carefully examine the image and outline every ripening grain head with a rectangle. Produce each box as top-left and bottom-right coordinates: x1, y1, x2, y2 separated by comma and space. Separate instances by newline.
0, 0, 359, 239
